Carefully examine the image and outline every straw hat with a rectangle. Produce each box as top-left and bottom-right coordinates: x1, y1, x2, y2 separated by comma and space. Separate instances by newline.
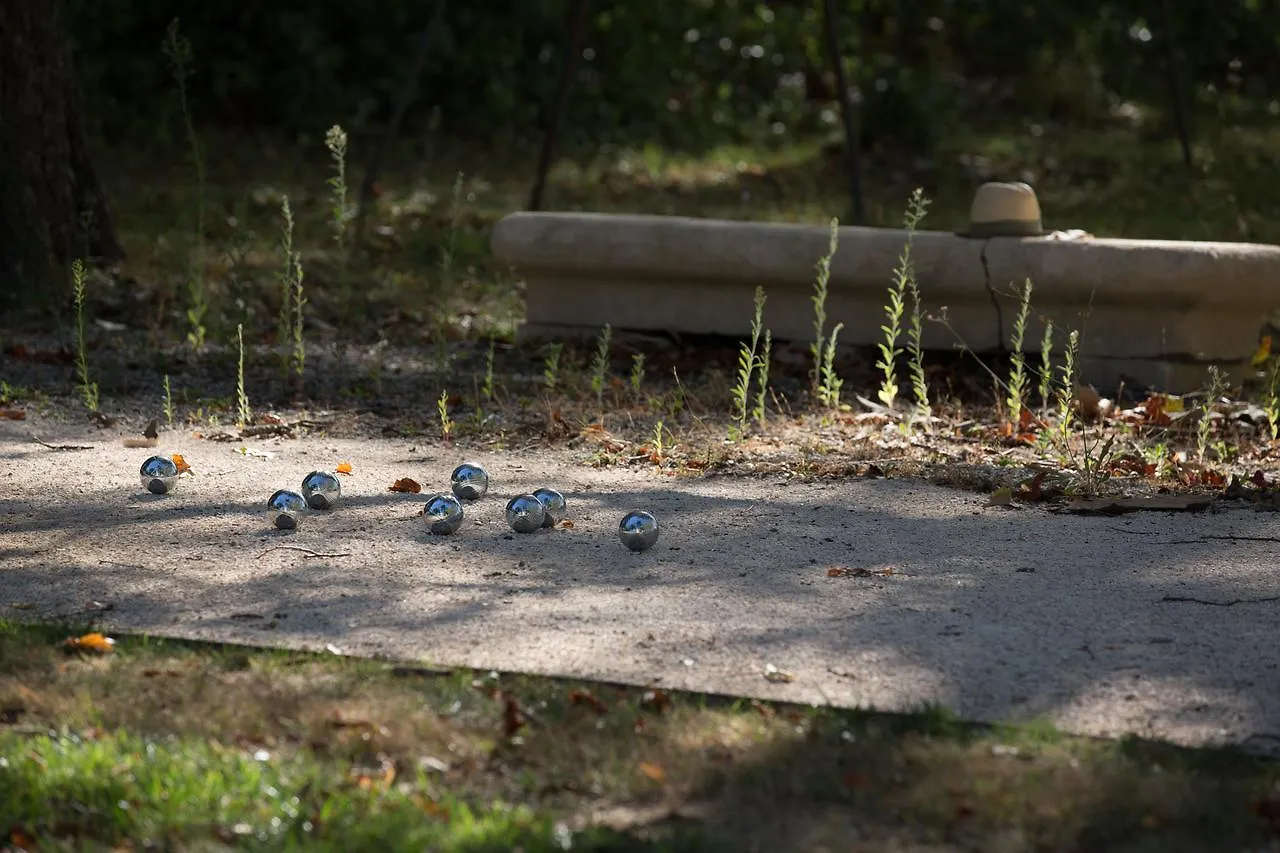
958, 181, 1046, 237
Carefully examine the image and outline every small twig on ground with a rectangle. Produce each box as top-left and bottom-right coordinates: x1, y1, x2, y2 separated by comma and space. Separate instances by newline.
1161, 595, 1280, 607
32, 435, 94, 451
256, 545, 353, 560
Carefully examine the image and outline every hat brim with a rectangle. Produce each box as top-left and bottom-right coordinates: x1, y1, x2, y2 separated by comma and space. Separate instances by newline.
956, 219, 1048, 238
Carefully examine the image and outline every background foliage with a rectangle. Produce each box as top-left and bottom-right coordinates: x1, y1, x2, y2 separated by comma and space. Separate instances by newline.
66, 0, 1280, 157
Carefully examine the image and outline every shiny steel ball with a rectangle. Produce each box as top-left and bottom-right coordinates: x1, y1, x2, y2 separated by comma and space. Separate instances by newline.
505, 494, 545, 534
618, 510, 660, 552
532, 487, 567, 528
301, 470, 342, 510
450, 462, 489, 501
267, 489, 308, 531
139, 455, 179, 495
424, 493, 465, 535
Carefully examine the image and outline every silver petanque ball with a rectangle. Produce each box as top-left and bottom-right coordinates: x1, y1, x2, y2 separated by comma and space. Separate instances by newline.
505, 494, 545, 534
301, 470, 342, 510
532, 487, 567, 528
267, 489, 308, 531
139, 455, 179, 495
618, 510, 660, 552
450, 462, 489, 501
424, 493, 465, 535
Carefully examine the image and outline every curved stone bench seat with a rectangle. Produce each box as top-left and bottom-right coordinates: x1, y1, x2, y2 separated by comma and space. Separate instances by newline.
491, 212, 1280, 391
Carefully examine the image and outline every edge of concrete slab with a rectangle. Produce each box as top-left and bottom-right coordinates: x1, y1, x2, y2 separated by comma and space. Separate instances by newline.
492, 212, 1280, 392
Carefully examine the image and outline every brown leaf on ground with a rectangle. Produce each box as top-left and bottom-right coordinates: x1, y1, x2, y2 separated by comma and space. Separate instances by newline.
502, 696, 525, 737
569, 689, 609, 715
0, 409, 26, 420
640, 689, 672, 714
638, 762, 666, 783
1016, 470, 1055, 502
63, 632, 115, 654
336, 462, 353, 475
388, 477, 421, 493
1063, 495, 1214, 515
171, 453, 192, 474
827, 566, 872, 578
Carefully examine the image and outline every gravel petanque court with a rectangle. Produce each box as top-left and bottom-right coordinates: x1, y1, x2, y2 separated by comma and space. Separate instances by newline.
3, 421, 1280, 754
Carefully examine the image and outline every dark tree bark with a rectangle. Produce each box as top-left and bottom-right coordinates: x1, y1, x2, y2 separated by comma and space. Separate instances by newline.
0, 0, 123, 309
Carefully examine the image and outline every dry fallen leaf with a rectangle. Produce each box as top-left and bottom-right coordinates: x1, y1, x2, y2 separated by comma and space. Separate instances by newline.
638, 762, 666, 783
389, 477, 422, 494
502, 696, 525, 737
827, 566, 872, 578
0, 408, 26, 420
63, 632, 115, 654
560, 519, 575, 529
172, 453, 192, 474
640, 689, 672, 714
1252, 335, 1273, 368
569, 689, 609, 715
336, 462, 353, 475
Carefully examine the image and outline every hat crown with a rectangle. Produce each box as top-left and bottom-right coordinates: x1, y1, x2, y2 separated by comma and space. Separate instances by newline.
966, 181, 1043, 237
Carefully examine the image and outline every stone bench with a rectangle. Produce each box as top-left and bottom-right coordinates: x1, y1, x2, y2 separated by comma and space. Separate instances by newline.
490, 211, 1280, 392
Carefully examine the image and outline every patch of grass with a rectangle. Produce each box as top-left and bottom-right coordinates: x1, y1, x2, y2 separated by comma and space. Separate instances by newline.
0, 620, 1276, 852
629, 352, 646, 397
70, 258, 99, 413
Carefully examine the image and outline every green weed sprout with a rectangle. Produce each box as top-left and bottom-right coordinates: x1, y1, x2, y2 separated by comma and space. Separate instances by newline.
1197, 366, 1227, 460
652, 420, 666, 461
809, 218, 840, 397
543, 342, 564, 391
482, 337, 496, 401
440, 172, 464, 283
753, 329, 772, 426
731, 286, 767, 438
235, 323, 251, 428
818, 323, 844, 409
437, 390, 454, 441
1264, 354, 1280, 442
275, 197, 306, 380
902, 189, 932, 425
629, 353, 646, 396
1007, 279, 1033, 426
163, 374, 174, 427
71, 259, 99, 413
1038, 318, 1055, 414
589, 324, 612, 409
324, 125, 350, 250
879, 193, 928, 412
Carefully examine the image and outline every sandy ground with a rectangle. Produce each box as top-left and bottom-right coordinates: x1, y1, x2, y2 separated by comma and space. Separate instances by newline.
3, 418, 1279, 753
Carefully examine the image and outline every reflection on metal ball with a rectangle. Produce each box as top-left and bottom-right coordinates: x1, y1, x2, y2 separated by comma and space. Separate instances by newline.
424, 493, 465, 535
267, 489, 308, 530
301, 470, 342, 510
451, 462, 489, 501
618, 510, 660, 552
139, 455, 179, 495
505, 494, 545, 534
532, 487, 567, 528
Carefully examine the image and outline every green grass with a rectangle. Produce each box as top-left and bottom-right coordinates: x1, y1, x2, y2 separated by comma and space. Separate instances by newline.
1, 618, 1277, 852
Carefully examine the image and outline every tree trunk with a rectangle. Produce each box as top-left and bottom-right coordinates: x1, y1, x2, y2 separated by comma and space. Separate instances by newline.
0, 0, 123, 310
